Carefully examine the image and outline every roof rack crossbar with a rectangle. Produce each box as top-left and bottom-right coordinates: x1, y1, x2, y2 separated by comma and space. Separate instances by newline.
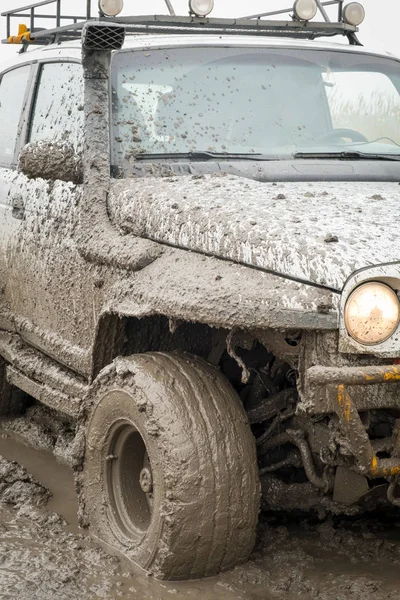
25, 21, 85, 40
5, 13, 90, 22
2, 0, 56, 15
1, 0, 92, 39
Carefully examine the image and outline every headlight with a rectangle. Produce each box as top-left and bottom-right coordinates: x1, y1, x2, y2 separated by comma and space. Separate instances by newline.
189, 0, 214, 17
99, 0, 124, 17
293, 0, 318, 21
344, 282, 400, 346
343, 2, 365, 26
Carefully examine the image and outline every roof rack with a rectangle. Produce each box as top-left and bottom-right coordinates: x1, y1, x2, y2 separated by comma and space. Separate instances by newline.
1, 0, 361, 48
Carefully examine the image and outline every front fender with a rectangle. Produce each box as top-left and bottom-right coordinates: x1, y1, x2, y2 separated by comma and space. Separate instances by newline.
103, 247, 339, 331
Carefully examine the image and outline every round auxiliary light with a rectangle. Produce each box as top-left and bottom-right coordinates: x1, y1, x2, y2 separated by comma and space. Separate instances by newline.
293, 0, 318, 21
189, 0, 215, 17
343, 2, 365, 26
344, 282, 400, 346
99, 0, 124, 17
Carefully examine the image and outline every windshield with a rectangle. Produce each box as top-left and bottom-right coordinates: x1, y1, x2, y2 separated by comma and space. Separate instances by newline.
111, 46, 400, 165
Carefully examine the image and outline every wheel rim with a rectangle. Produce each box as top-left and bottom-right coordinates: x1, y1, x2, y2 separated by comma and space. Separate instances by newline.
106, 421, 153, 541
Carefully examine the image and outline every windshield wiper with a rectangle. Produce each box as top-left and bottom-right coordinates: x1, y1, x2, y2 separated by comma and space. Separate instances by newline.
294, 151, 400, 162
134, 151, 275, 162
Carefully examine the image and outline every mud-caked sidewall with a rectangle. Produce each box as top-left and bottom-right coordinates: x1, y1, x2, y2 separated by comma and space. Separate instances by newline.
84, 388, 168, 572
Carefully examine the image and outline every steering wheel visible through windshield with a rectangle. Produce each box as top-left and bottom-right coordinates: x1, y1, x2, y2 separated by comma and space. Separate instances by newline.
111, 46, 400, 166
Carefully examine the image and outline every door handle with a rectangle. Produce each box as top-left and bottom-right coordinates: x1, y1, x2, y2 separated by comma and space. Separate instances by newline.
11, 195, 25, 220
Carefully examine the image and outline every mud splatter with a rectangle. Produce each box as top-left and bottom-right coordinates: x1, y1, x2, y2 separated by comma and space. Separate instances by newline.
19, 141, 83, 184
108, 178, 400, 290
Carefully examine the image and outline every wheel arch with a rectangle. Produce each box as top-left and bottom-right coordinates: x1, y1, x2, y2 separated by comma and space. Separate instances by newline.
90, 247, 338, 379
91, 310, 302, 381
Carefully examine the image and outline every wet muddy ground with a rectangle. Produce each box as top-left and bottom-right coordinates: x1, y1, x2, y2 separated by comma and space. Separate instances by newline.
1, 414, 400, 600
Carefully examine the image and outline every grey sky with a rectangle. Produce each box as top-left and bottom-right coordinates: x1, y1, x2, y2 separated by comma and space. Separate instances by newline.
0, 0, 399, 63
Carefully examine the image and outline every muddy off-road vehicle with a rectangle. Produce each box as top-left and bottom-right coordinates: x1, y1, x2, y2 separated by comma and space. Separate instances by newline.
1, 0, 400, 581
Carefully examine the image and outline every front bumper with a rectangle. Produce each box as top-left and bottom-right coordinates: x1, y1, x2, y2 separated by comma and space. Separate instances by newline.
307, 364, 400, 479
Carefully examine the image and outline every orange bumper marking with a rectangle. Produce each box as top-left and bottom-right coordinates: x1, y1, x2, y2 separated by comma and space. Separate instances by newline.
337, 384, 351, 422
370, 456, 400, 478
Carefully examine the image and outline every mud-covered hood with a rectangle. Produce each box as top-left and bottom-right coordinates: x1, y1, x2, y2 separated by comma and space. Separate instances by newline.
108, 176, 400, 290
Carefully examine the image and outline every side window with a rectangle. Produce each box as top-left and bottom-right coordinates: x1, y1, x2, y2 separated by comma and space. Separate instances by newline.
29, 62, 84, 151
0, 65, 31, 166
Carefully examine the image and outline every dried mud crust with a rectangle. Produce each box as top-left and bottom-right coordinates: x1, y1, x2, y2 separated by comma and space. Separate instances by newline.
0, 456, 123, 600
1, 403, 83, 467
0, 455, 50, 509
80, 352, 260, 581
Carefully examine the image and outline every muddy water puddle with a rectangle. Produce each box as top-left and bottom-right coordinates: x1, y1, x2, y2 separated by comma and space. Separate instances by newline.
0, 434, 78, 531
0, 435, 273, 600
1, 434, 400, 599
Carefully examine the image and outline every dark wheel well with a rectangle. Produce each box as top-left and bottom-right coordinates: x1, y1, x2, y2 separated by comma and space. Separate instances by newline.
92, 314, 221, 379
91, 314, 300, 385
0, 356, 31, 417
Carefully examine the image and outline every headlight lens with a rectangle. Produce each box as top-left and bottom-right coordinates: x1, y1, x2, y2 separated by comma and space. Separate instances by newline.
189, 0, 215, 17
99, 0, 124, 17
344, 282, 400, 346
343, 2, 365, 26
293, 0, 318, 21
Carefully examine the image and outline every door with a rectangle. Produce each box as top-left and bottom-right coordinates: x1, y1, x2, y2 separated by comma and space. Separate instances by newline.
0, 63, 33, 330
4, 60, 97, 375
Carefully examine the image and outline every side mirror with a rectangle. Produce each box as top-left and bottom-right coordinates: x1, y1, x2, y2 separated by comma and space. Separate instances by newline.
19, 141, 83, 184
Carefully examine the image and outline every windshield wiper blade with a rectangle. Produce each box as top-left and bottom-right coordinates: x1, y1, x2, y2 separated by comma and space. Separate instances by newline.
294, 151, 400, 162
134, 151, 273, 161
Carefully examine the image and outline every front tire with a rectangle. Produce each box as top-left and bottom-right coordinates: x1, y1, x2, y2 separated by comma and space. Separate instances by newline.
83, 352, 260, 580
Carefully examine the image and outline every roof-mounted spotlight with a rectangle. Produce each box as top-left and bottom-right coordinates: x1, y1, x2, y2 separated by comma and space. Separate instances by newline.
293, 0, 318, 21
99, 0, 124, 17
343, 2, 365, 26
189, 0, 215, 17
